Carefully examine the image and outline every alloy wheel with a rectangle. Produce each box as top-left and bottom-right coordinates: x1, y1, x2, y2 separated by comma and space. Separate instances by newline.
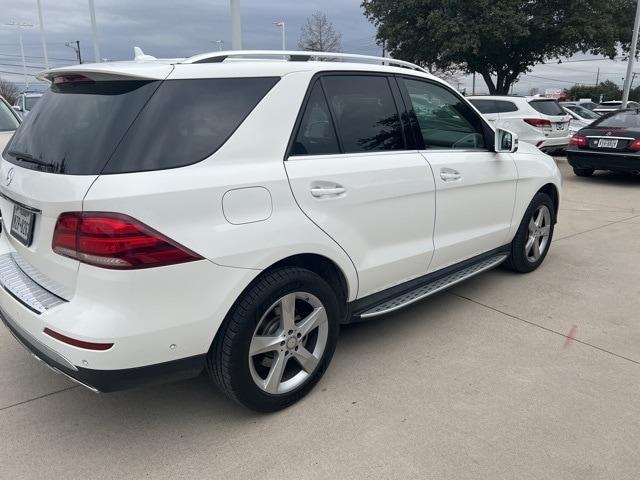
525, 205, 551, 262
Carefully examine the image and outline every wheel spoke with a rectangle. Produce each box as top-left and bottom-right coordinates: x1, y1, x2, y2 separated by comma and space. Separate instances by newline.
540, 225, 551, 237
532, 237, 541, 259
534, 209, 544, 227
293, 345, 320, 373
297, 307, 325, 337
263, 352, 287, 394
249, 335, 282, 356
280, 293, 297, 331
528, 218, 536, 233
525, 235, 535, 255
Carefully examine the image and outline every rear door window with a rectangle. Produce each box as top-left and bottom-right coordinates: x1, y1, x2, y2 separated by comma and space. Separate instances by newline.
594, 110, 640, 128
529, 100, 565, 116
291, 81, 340, 156
402, 78, 486, 149
469, 99, 517, 114
0, 100, 19, 131
320, 75, 404, 153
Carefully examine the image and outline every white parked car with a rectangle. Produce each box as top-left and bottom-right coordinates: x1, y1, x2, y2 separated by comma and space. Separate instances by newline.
593, 100, 640, 114
468, 96, 571, 152
561, 104, 600, 134
0, 50, 561, 411
0, 95, 21, 152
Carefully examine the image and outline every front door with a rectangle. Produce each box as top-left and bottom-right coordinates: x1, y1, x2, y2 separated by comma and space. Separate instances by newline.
399, 77, 517, 272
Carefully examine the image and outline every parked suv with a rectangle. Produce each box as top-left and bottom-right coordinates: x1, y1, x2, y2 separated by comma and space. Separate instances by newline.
12, 91, 43, 117
468, 96, 571, 152
0, 95, 21, 151
0, 50, 561, 411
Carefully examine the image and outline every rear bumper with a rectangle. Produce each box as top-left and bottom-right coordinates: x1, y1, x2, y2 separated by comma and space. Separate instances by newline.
567, 150, 640, 173
0, 304, 205, 392
537, 135, 570, 151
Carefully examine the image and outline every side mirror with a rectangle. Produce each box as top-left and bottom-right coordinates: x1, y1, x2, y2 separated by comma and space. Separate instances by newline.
12, 105, 22, 112
495, 128, 518, 153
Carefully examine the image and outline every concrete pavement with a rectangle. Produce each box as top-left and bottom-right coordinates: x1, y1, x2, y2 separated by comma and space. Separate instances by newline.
1, 159, 639, 479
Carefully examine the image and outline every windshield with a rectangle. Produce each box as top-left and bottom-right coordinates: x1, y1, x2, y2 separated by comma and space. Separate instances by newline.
529, 100, 565, 116
566, 105, 600, 120
593, 109, 640, 129
24, 96, 41, 111
0, 100, 19, 131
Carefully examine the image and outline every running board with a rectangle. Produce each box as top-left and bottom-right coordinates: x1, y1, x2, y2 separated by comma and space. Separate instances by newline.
359, 254, 508, 319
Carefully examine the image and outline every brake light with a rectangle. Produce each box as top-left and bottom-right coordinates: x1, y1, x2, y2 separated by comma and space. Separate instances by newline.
629, 139, 640, 152
52, 74, 94, 85
569, 134, 588, 148
524, 118, 552, 128
52, 212, 203, 269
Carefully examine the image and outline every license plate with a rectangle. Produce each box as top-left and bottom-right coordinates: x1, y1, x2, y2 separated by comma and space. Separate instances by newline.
555, 123, 566, 131
10, 205, 35, 247
597, 138, 618, 149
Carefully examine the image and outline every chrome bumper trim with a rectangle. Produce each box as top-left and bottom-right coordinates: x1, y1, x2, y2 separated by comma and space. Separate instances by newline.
0, 252, 66, 313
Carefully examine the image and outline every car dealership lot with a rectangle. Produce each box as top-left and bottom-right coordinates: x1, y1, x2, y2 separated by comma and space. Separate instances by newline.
1, 158, 639, 479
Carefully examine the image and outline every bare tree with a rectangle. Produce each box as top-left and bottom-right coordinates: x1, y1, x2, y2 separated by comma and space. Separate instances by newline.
0, 77, 19, 105
298, 11, 342, 52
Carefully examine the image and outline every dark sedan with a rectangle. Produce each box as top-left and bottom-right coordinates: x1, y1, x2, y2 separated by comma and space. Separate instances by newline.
567, 108, 640, 176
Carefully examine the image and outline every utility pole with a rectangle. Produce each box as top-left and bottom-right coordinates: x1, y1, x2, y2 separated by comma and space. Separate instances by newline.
273, 21, 285, 50
472, 72, 476, 95
622, 0, 640, 107
5, 21, 33, 89
65, 40, 82, 64
212, 39, 224, 51
88, 0, 101, 62
595, 67, 600, 86
230, 0, 242, 50
36, 0, 49, 69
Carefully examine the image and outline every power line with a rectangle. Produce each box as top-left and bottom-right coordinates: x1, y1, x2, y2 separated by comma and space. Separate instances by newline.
0, 52, 75, 62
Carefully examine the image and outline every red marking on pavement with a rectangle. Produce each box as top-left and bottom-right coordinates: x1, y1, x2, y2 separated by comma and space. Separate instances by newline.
564, 325, 577, 348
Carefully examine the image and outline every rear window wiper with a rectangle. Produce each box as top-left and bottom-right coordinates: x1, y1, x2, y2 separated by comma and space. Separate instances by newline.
6, 150, 56, 170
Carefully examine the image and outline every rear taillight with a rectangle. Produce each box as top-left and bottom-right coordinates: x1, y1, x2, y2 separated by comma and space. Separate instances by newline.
52, 212, 203, 269
629, 139, 640, 152
524, 118, 552, 128
569, 134, 588, 148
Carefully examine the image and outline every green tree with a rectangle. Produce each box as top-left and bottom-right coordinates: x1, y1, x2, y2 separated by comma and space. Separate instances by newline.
362, 0, 635, 94
565, 80, 622, 102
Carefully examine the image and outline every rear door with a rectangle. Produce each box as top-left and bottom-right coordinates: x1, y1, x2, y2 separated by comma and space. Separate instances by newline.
285, 74, 436, 298
0, 69, 172, 297
399, 77, 517, 272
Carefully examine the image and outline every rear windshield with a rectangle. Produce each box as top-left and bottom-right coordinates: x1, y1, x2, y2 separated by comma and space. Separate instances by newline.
565, 105, 600, 120
0, 100, 19, 131
593, 109, 640, 129
529, 100, 565, 116
4, 77, 278, 175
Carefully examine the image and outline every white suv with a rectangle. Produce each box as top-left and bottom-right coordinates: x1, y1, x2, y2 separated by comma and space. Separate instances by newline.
468, 96, 571, 152
0, 50, 561, 411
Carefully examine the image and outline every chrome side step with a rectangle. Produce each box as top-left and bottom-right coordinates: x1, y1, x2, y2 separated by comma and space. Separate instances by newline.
360, 254, 508, 319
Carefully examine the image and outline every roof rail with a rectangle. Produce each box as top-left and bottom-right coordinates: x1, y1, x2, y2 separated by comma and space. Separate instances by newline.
180, 50, 427, 73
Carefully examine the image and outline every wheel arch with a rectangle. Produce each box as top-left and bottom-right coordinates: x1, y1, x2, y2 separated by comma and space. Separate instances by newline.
537, 182, 560, 222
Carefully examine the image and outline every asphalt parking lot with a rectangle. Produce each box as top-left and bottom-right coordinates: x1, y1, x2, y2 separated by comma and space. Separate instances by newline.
1, 158, 639, 479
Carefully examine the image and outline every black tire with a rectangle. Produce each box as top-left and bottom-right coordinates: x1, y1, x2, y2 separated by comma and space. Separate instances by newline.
573, 167, 594, 177
505, 192, 555, 273
207, 266, 340, 412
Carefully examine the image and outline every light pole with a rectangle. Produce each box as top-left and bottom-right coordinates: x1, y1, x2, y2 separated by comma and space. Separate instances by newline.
622, 0, 640, 107
88, 0, 101, 62
4, 21, 33, 89
65, 40, 82, 64
230, 0, 242, 50
36, 0, 49, 69
212, 39, 224, 51
273, 21, 285, 50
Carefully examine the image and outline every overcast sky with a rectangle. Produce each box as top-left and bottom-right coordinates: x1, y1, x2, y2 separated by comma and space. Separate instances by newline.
0, 0, 634, 95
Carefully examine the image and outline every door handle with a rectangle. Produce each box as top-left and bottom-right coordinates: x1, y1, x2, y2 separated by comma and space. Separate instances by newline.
310, 186, 346, 198
440, 168, 462, 182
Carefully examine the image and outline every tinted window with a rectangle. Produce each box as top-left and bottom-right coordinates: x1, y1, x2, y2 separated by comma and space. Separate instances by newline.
0, 100, 19, 131
529, 100, 565, 116
5, 77, 278, 175
105, 77, 278, 173
292, 81, 340, 156
5, 80, 160, 174
403, 78, 486, 149
565, 105, 600, 120
593, 109, 640, 128
25, 96, 40, 111
320, 75, 404, 153
469, 99, 517, 114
